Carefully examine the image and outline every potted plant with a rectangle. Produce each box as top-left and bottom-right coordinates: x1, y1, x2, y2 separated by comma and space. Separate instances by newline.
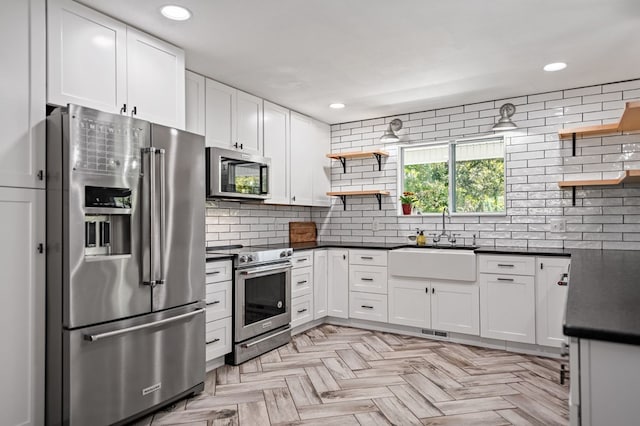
399, 192, 417, 215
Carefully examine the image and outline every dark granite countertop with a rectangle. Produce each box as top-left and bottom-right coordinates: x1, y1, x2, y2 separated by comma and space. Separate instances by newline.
474, 246, 571, 257
290, 241, 406, 251
563, 249, 640, 345
205, 253, 235, 261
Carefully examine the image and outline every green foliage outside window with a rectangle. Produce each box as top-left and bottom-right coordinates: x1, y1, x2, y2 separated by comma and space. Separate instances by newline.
403, 157, 504, 214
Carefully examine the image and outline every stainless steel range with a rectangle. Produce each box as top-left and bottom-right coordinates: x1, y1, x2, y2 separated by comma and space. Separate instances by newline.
207, 245, 293, 364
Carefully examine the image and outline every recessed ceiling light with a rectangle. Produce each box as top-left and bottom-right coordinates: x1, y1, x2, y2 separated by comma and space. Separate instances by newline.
329, 103, 345, 109
543, 62, 567, 72
160, 5, 192, 21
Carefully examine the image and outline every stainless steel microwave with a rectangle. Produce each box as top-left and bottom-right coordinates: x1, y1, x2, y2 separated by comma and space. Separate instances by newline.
206, 147, 271, 200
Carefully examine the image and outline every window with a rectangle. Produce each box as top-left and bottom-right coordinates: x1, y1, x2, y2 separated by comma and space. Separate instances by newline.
399, 136, 505, 214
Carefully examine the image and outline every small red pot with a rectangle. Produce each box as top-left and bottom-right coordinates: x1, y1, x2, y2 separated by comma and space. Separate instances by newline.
402, 204, 412, 215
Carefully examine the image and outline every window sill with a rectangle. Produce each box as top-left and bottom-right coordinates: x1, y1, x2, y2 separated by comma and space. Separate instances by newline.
397, 211, 507, 218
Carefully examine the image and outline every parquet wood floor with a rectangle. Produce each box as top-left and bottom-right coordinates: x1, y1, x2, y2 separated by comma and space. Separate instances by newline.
135, 324, 569, 426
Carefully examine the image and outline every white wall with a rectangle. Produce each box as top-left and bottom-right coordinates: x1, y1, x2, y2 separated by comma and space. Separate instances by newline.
314, 79, 640, 250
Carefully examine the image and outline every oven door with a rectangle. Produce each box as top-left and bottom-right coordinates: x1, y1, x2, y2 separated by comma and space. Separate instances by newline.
235, 262, 291, 342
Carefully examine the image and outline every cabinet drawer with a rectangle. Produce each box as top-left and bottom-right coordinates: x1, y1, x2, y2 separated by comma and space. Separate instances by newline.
205, 259, 233, 283
292, 251, 313, 269
205, 281, 232, 322
349, 249, 387, 267
349, 265, 388, 294
292, 266, 313, 298
205, 317, 232, 361
291, 294, 314, 328
349, 291, 388, 323
478, 255, 535, 276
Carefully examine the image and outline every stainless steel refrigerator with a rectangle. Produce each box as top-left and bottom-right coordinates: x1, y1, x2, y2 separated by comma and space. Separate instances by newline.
46, 105, 205, 425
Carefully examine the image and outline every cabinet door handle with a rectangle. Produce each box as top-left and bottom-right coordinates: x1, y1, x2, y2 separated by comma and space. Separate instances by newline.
361, 305, 374, 309
207, 300, 221, 305
360, 256, 374, 260
432, 287, 435, 294
297, 280, 308, 285
206, 338, 220, 344
130, 106, 137, 116
497, 277, 514, 282
425, 287, 429, 293
120, 103, 127, 114
361, 278, 374, 281
497, 264, 514, 268
297, 308, 308, 313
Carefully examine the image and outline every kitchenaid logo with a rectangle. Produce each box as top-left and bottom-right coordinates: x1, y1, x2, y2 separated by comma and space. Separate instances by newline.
142, 382, 162, 396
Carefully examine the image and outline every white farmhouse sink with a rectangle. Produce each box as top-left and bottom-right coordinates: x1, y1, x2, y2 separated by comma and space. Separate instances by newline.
389, 248, 477, 282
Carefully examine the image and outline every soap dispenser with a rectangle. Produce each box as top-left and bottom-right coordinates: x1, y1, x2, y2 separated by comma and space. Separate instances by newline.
416, 230, 426, 246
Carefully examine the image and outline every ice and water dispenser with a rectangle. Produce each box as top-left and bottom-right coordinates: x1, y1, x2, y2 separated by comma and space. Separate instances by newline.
84, 186, 132, 257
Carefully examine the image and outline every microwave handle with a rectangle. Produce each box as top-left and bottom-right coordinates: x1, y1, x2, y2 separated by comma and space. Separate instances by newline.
260, 165, 269, 195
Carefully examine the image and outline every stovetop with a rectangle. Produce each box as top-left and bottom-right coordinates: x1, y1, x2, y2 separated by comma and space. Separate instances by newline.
206, 244, 293, 266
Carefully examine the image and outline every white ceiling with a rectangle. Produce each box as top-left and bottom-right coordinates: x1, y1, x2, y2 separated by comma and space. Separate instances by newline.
79, 0, 640, 124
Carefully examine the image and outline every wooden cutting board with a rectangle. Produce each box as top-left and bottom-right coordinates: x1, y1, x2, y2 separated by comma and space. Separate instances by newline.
289, 222, 317, 243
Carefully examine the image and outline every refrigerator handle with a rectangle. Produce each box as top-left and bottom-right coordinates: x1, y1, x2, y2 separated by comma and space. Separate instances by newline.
157, 148, 166, 285
142, 147, 157, 287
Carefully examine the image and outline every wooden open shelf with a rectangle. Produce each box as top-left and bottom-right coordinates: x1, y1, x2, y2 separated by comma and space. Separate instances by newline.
558, 170, 640, 188
559, 101, 640, 139
326, 190, 390, 210
327, 150, 389, 173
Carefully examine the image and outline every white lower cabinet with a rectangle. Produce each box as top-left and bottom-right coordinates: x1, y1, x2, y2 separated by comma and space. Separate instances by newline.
205, 281, 232, 322
431, 282, 479, 335
328, 249, 349, 318
388, 277, 430, 328
205, 317, 232, 361
480, 273, 536, 344
536, 257, 571, 348
292, 267, 313, 298
313, 250, 328, 319
291, 293, 314, 328
349, 265, 387, 294
0, 188, 45, 426
349, 292, 388, 322
388, 277, 479, 335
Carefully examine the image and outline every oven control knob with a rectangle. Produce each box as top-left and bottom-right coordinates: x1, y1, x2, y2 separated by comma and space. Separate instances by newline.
280, 251, 287, 258
286, 249, 293, 256
239, 255, 248, 263
247, 255, 254, 262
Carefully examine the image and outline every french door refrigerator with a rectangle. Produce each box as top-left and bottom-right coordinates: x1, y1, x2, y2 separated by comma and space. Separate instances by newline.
46, 105, 205, 425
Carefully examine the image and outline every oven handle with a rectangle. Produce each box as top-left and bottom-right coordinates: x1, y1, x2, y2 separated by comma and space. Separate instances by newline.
239, 262, 292, 276
241, 326, 291, 348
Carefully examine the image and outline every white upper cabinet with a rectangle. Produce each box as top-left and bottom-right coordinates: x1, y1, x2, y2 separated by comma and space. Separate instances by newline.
205, 79, 235, 148
536, 257, 571, 348
236, 91, 263, 154
185, 71, 206, 135
312, 119, 331, 207
0, 188, 45, 426
47, 0, 126, 114
0, 0, 45, 189
47, 0, 185, 128
126, 27, 185, 129
204, 80, 263, 154
290, 111, 314, 205
263, 101, 290, 204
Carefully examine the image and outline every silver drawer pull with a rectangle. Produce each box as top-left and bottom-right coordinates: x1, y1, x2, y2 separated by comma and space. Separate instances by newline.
297, 308, 308, 313
361, 256, 374, 260
241, 326, 291, 348
361, 278, 374, 281
361, 305, 374, 309
206, 338, 221, 344
207, 300, 221, 305
297, 280, 308, 285
84, 308, 204, 342
497, 277, 514, 282
497, 264, 514, 267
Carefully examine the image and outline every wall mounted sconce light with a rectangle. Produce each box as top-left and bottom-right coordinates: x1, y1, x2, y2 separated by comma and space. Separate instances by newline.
380, 118, 403, 142
492, 103, 518, 131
